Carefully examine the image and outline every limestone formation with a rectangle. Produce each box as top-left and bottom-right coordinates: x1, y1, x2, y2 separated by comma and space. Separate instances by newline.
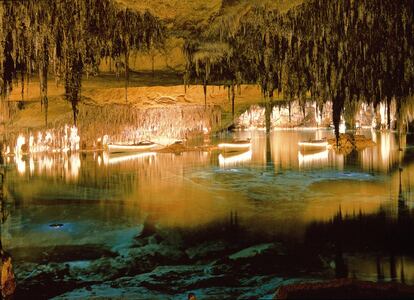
327, 134, 376, 154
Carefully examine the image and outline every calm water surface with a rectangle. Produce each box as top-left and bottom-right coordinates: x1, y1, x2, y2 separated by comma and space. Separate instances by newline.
2, 129, 414, 298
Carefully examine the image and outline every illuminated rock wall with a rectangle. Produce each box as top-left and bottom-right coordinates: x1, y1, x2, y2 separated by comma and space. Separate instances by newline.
71, 103, 222, 146
236, 101, 333, 129
236, 100, 397, 130
2, 103, 221, 151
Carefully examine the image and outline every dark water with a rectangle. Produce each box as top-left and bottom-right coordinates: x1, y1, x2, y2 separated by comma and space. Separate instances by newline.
2, 129, 414, 299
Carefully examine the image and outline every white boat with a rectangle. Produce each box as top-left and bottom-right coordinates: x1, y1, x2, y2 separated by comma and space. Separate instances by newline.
108, 141, 156, 153
219, 149, 252, 167
218, 139, 251, 151
298, 139, 328, 149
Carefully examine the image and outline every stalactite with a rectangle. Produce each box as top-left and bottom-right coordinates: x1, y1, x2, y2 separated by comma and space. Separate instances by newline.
203, 81, 207, 107
231, 82, 235, 118
333, 93, 345, 144
39, 37, 49, 126
124, 50, 129, 103
0, 0, 164, 125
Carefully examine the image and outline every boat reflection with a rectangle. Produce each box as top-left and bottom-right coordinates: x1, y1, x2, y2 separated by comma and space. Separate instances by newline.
298, 149, 329, 168
219, 149, 252, 167
105, 152, 156, 165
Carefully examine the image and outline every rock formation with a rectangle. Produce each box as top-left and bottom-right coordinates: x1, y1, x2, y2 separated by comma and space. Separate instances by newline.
328, 134, 376, 154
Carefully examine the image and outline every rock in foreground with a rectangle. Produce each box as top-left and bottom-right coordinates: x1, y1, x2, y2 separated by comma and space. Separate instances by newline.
274, 279, 414, 299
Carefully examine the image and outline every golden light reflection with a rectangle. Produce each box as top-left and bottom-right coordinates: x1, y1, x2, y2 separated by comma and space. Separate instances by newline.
301, 180, 393, 223
269, 130, 345, 170
15, 155, 25, 175
37, 155, 54, 175
68, 153, 81, 180
360, 130, 403, 172
15, 135, 25, 155
6, 129, 412, 234
13, 153, 81, 181
29, 156, 34, 176
105, 151, 243, 228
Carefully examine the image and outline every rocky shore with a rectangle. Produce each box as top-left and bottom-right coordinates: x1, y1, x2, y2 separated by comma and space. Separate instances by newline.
12, 222, 329, 299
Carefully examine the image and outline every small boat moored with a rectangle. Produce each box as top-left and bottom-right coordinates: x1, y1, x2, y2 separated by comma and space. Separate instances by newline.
108, 141, 156, 153
218, 139, 251, 151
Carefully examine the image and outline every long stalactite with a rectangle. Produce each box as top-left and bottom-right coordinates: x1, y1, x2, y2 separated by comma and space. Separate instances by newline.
183, 0, 414, 139
0, 0, 164, 125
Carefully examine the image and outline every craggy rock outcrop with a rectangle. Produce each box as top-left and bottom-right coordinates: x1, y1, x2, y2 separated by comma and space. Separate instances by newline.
327, 134, 376, 154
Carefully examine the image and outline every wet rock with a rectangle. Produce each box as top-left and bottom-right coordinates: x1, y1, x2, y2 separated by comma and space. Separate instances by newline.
70, 257, 126, 282
10, 244, 117, 263
121, 242, 186, 276
180, 274, 239, 290
52, 283, 165, 300
136, 222, 154, 237
14, 262, 85, 299
204, 260, 233, 275
240, 276, 286, 299
186, 240, 228, 260
229, 243, 276, 260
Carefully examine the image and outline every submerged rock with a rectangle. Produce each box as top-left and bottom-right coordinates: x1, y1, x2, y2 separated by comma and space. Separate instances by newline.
229, 243, 275, 260
185, 241, 228, 260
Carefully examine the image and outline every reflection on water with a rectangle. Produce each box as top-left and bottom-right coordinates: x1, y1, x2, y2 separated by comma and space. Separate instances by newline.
298, 149, 329, 168
13, 153, 82, 181
218, 149, 252, 167
5, 130, 410, 226
105, 152, 156, 165
363, 130, 404, 172
2, 129, 414, 292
